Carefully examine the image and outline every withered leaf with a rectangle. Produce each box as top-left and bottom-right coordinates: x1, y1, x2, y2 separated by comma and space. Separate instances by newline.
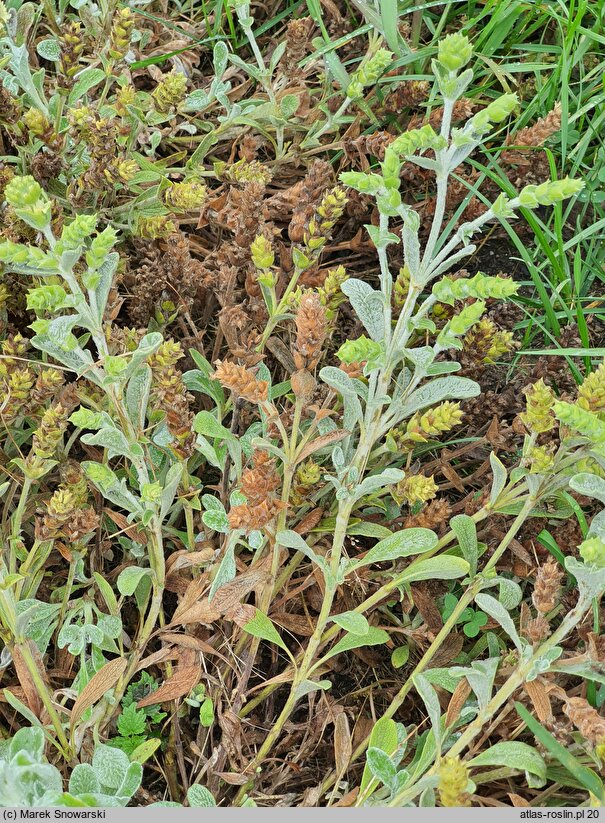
70, 656, 128, 730
12, 643, 43, 718
296, 430, 349, 465
137, 660, 201, 707
169, 556, 272, 628
104, 509, 148, 544
431, 633, 464, 668
509, 794, 530, 807
334, 787, 359, 807
166, 548, 215, 573
159, 632, 234, 669
523, 679, 553, 723
411, 584, 444, 632
134, 646, 179, 674
271, 611, 314, 637
445, 677, 472, 729
294, 508, 324, 536
214, 771, 249, 785
334, 712, 352, 777
225, 603, 256, 628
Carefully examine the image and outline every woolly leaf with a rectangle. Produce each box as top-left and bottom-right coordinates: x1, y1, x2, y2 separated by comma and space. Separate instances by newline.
366, 747, 396, 789
340, 279, 386, 341
36, 38, 61, 61
475, 593, 523, 651
360, 717, 399, 793
117, 567, 152, 597
450, 515, 478, 577
351, 528, 438, 570
92, 744, 130, 791
489, 452, 508, 506
468, 742, 546, 782
329, 611, 369, 635
401, 377, 480, 417
398, 556, 469, 584
187, 785, 216, 807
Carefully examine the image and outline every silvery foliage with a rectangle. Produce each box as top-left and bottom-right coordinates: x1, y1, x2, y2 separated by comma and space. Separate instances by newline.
0, 183, 182, 530
321, 36, 599, 804
0, 728, 142, 807
186, 5, 304, 163
321, 47, 521, 501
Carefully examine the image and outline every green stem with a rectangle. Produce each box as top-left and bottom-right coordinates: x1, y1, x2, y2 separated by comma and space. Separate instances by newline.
388, 592, 591, 806
9, 476, 32, 575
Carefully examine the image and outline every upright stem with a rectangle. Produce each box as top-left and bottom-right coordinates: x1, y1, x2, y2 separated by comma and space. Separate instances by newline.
388, 592, 592, 806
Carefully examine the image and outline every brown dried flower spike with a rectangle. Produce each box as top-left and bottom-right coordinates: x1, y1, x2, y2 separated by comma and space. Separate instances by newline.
227, 450, 286, 533
564, 697, 605, 746
213, 360, 268, 404
532, 558, 563, 615
293, 291, 327, 371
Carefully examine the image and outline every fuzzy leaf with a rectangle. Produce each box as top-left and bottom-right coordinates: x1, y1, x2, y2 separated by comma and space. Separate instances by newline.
489, 452, 508, 506
401, 377, 480, 417
202, 509, 230, 534
92, 744, 130, 791
330, 611, 369, 635
36, 38, 61, 61
187, 785, 216, 807
294, 680, 332, 700
193, 411, 235, 440
414, 673, 442, 752
69, 67, 106, 103
160, 463, 182, 521
117, 567, 152, 597
126, 366, 151, 433
351, 528, 438, 570
398, 556, 469, 584
276, 530, 327, 571
69, 763, 99, 796
360, 717, 399, 793
475, 593, 522, 651
81, 427, 132, 459
450, 514, 478, 577
353, 468, 405, 502
366, 747, 396, 789
208, 543, 236, 600
469, 742, 546, 781
340, 279, 386, 341
569, 472, 605, 505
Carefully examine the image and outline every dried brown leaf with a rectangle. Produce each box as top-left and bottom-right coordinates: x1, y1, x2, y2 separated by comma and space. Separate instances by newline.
334, 712, 352, 777
523, 679, 553, 723
159, 632, 234, 669
270, 611, 315, 637
70, 656, 128, 730
104, 509, 148, 544
137, 660, 201, 707
431, 633, 464, 668
214, 771, 250, 785
12, 643, 43, 718
411, 584, 444, 632
445, 677, 472, 729
294, 508, 324, 536
296, 430, 349, 464
173, 558, 273, 627
333, 787, 359, 807
166, 548, 215, 573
